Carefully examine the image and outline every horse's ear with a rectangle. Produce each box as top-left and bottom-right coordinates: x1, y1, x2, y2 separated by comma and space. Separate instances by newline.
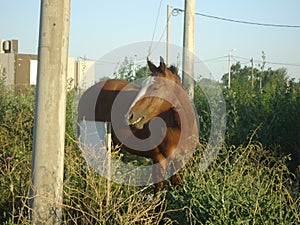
147, 57, 157, 74
159, 56, 166, 72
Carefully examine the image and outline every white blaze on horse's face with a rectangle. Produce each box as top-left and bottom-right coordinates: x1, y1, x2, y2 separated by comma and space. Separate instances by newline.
128, 76, 155, 111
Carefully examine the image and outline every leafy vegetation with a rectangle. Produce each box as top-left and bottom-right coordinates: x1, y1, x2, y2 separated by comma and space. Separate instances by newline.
221, 59, 300, 171
113, 56, 148, 82
0, 59, 300, 224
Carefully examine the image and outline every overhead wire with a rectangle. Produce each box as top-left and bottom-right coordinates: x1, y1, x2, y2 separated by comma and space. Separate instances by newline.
233, 55, 300, 67
174, 8, 300, 28
199, 54, 300, 70
148, 4, 300, 71
202, 55, 227, 62
148, 0, 164, 57
148, 7, 174, 57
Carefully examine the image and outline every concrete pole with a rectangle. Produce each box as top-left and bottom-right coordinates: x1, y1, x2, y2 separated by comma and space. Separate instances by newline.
228, 52, 231, 89
251, 57, 254, 88
166, 4, 171, 66
182, 0, 196, 99
227, 49, 236, 89
30, 0, 70, 224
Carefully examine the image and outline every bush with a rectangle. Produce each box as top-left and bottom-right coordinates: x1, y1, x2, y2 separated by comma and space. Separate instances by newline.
0, 75, 299, 224
0, 81, 34, 224
164, 142, 300, 224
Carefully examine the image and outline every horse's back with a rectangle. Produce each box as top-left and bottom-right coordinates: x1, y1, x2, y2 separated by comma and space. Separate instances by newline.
78, 79, 139, 122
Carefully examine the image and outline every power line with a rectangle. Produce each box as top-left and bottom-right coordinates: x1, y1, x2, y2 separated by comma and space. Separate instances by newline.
153, 10, 172, 46
263, 61, 300, 67
201, 55, 300, 68
148, 6, 174, 57
233, 55, 300, 67
148, 0, 164, 56
202, 55, 227, 62
174, 8, 300, 28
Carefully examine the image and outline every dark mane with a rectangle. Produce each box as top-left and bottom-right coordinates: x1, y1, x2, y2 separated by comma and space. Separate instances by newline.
168, 65, 181, 81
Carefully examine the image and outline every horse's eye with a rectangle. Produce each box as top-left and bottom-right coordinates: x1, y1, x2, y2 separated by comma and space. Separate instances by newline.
151, 85, 159, 91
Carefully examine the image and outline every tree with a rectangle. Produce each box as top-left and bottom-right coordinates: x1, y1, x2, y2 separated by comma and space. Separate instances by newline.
220, 58, 300, 171
113, 57, 149, 82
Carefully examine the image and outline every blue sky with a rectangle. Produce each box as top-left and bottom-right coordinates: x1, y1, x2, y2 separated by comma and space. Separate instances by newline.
1, 0, 300, 81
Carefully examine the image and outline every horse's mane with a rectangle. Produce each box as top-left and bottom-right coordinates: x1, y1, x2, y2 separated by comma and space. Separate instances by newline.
168, 65, 181, 82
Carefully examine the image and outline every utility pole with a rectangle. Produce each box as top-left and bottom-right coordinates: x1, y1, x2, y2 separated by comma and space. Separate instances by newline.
259, 76, 262, 93
228, 52, 231, 89
227, 49, 236, 89
31, 0, 70, 224
182, 0, 196, 99
166, 4, 171, 66
251, 57, 254, 88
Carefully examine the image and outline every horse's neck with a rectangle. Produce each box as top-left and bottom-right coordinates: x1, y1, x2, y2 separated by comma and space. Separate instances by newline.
172, 109, 181, 129
171, 83, 194, 129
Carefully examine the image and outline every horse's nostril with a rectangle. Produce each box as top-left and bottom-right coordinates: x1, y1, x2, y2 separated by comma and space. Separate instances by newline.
129, 113, 134, 121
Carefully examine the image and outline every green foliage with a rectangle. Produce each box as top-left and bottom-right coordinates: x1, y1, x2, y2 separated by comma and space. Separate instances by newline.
218, 55, 300, 171
0, 84, 34, 224
0, 61, 300, 224
165, 143, 300, 224
113, 57, 148, 82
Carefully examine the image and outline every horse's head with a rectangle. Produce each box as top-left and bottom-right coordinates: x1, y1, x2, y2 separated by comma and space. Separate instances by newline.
126, 57, 183, 129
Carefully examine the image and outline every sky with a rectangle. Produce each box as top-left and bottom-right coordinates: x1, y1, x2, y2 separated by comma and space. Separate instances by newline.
1, 0, 300, 81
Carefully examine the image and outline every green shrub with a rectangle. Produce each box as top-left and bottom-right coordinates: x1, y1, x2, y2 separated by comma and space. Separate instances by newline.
0, 74, 299, 224
164, 142, 300, 224
0, 80, 34, 224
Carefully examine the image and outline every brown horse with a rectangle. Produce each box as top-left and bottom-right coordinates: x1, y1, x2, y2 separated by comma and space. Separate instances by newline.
78, 57, 198, 193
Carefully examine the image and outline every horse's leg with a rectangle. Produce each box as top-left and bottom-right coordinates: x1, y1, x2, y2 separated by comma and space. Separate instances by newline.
170, 158, 184, 187
152, 150, 168, 194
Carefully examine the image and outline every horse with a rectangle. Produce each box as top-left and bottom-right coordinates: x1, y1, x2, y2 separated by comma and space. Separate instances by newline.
77, 57, 198, 194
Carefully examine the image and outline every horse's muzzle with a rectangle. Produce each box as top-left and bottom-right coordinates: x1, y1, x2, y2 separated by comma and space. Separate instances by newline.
126, 112, 145, 129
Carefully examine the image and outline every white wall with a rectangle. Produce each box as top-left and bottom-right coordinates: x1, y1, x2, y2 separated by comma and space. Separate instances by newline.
0, 53, 15, 86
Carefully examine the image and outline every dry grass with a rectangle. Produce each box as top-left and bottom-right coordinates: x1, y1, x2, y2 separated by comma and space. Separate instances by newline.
0, 82, 299, 224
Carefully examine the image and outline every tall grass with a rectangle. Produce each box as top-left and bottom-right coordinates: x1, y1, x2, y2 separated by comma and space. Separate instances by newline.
0, 78, 299, 224
165, 142, 300, 224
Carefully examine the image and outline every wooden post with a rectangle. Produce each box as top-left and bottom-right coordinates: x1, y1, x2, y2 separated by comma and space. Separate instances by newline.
105, 122, 112, 206
182, 0, 196, 99
30, 0, 70, 224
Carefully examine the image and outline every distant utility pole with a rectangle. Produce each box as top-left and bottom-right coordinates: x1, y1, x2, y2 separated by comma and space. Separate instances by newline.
227, 49, 236, 89
182, 0, 196, 100
31, 0, 70, 224
251, 57, 254, 88
166, 4, 171, 66
228, 52, 231, 89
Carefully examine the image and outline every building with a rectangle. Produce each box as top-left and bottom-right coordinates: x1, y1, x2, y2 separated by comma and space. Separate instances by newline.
0, 39, 95, 89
